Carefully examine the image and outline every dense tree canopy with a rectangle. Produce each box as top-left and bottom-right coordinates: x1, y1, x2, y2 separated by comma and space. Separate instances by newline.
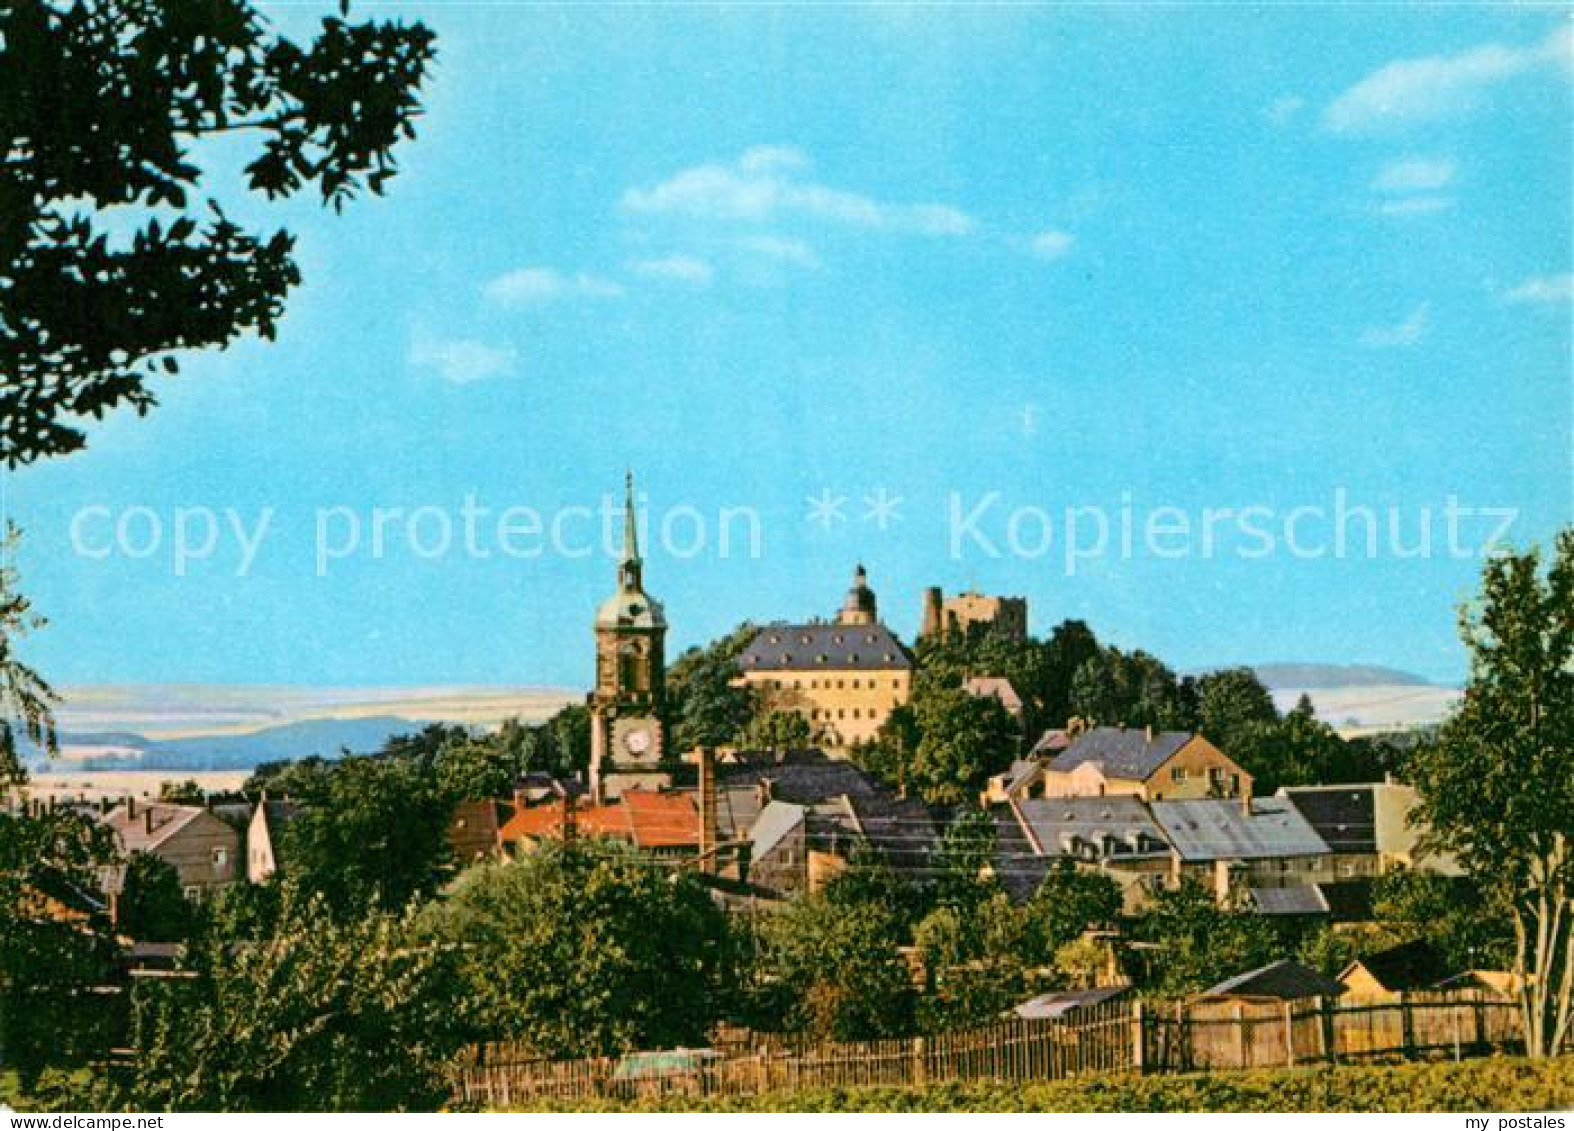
117, 851, 193, 943
275, 753, 452, 915
1128, 879, 1280, 998
749, 856, 918, 1041
666, 622, 759, 751
0, 525, 55, 782
112, 887, 465, 1111
418, 841, 732, 1058
0, 0, 436, 465
1407, 530, 1574, 1057
0, 805, 121, 1089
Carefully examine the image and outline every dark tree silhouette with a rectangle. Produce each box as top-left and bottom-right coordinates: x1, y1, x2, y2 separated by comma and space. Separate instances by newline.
0, 0, 436, 465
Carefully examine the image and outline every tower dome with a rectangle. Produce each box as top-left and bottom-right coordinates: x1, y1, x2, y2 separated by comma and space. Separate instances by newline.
836, 563, 878, 626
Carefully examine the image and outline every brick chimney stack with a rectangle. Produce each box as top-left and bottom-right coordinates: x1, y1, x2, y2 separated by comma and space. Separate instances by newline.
698, 747, 719, 873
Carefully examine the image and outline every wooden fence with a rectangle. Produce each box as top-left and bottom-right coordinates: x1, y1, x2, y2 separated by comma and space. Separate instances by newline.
1141, 989, 1522, 1073
455, 990, 1523, 1108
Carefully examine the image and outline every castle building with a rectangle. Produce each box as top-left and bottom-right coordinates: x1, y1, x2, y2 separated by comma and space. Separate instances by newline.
919, 586, 1029, 643
735, 565, 914, 751
588, 473, 670, 800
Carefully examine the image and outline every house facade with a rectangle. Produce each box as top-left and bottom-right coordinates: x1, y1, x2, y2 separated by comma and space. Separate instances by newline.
103, 800, 241, 898
1038, 727, 1252, 802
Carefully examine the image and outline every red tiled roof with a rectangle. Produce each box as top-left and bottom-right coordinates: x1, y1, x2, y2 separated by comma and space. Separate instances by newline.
496, 789, 699, 850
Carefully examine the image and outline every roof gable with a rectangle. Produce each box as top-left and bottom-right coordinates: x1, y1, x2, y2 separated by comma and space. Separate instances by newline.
1050, 727, 1197, 781
1202, 959, 1344, 1000
1341, 939, 1456, 992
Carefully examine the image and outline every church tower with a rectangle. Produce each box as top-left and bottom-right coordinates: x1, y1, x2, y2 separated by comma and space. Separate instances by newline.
588, 472, 669, 800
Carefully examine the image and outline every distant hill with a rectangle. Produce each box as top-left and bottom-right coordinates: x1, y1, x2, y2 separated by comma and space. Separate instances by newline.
1252, 664, 1441, 690
31, 715, 442, 772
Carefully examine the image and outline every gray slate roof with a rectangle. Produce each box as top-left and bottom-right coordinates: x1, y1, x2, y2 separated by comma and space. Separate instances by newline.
1202, 959, 1344, 1001
737, 623, 913, 672
749, 800, 806, 861
1250, 885, 1331, 916
1150, 798, 1330, 862
1278, 785, 1378, 854
1009, 984, 1131, 1020
1050, 727, 1196, 781
1014, 796, 1171, 860
718, 753, 937, 874
991, 805, 1053, 900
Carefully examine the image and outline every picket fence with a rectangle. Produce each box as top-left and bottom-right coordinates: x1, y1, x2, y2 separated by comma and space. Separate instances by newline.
455, 989, 1523, 1107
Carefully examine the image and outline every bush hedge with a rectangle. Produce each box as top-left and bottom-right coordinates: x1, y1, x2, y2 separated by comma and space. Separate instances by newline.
507, 1056, 1574, 1113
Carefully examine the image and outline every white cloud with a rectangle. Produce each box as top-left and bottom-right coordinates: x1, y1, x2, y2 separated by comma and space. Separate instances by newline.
623, 147, 977, 237
409, 334, 516, 384
1324, 26, 1571, 134
1029, 230, 1075, 261
1360, 303, 1431, 349
1376, 196, 1454, 218
1265, 95, 1306, 126
630, 255, 714, 285
482, 267, 624, 305
736, 235, 821, 268
1504, 273, 1574, 306
1373, 157, 1456, 193
738, 145, 811, 175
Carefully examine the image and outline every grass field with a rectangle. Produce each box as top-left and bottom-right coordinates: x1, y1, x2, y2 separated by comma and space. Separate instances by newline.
500, 1056, 1574, 1113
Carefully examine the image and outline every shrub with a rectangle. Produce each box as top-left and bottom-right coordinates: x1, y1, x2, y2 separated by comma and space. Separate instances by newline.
502, 1056, 1574, 1113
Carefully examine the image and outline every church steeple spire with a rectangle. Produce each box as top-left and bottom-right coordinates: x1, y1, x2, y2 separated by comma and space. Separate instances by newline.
618, 469, 643, 592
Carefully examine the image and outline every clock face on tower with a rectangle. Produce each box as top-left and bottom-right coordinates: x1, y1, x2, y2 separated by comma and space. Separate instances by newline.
613, 717, 659, 764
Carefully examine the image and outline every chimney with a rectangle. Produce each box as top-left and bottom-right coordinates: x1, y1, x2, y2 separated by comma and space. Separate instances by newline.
698, 747, 719, 873
1144, 724, 1153, 743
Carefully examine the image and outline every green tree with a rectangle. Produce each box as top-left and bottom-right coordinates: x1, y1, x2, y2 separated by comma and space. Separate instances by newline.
1407, 531, 1573, 1057
418, 840, 731, 1058
0, 806, 121, 1091
1025, 860, 1124, 959
117, 851, 193, 943
0, 0, 436, 465
667, 624, 759, 752
905, 684, 1018, 806
434, 731, 518, 803
277, 754, 451, 915
1370, 869, 1512, 972
1194, 668, 1278, 743
752, 860, 917, 1041
747, 708, 811, 754
0, 524, 56, 781
112, 886, 464, 1111
156, 779, 206, 805
1069, 647, 1191, 732
913, 891, 1035, 1030
1129, 879, 1279, 997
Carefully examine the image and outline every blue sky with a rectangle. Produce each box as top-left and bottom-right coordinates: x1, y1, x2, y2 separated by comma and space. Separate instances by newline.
6, 4, 1571, 690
